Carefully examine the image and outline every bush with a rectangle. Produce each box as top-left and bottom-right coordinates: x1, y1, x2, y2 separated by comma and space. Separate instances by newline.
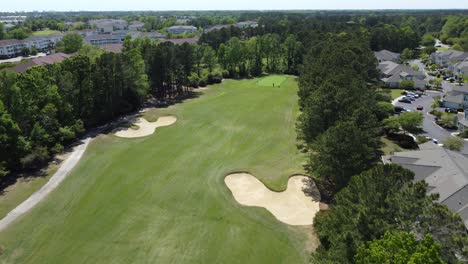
400, 80, 415, 90
459, 130, 468, 139
20, 146, 50, 169
417, 135, 429, 144
443, 137, 464, 151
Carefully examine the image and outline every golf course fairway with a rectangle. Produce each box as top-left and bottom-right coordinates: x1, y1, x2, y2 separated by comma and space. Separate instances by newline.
0, 76, 315, 263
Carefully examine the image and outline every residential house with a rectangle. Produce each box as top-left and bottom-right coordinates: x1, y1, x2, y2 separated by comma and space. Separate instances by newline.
84, 34, 121, 46
167, 26, 197, 35
236, 21, 259, 28
383, 142, 468, 228
69, 29, 98, 38
374, 49, 400, 63
111, 30, 138, 41
9, 52, 72, 73
24, 33, 64, 51
136, 32, 167, 40
0, 39, 26, 57
452, 60, 468, 77
4, 23, 14, 32
378, 61, 427, 88
443, 84, 468, 110
431, 50, 468, 68
88, 19, 128, 33
176, 18, 190, 24
65, 21, 85, 28
204, 24, 232, 33
129, 21, 145, 31
457, 110, 468, 132
101, 44, 123, 53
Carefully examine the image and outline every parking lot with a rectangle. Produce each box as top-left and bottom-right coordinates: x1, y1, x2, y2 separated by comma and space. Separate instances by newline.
393, 82, 468, 154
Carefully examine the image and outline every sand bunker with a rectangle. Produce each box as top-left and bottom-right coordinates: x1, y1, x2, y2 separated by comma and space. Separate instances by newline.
115, 116, 177, 138
225, 173, 320, 226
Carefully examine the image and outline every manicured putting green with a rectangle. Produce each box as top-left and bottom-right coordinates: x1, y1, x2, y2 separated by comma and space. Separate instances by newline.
0, 76, 313, 263
257, 75, 288, 87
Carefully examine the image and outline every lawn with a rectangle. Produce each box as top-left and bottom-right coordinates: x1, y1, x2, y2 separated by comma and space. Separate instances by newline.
391, 89, 404, 100
0, 76, 314, 263
257, 75, 288, 87
0, 166, 58, 219
31, 29, 60, 36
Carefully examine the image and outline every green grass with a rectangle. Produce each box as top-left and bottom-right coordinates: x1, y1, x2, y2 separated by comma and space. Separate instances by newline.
437, 47, 450, 52
0, 76, 314, 263
257, 75, 288, 87
31, 29, 60, 36
381, 136, 404, 155
391, 89, 404, 100
0, 166, 58, 219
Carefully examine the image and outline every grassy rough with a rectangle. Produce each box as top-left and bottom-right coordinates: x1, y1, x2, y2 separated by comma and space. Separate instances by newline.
0, 76, 314, 263
31, 29, 60, 36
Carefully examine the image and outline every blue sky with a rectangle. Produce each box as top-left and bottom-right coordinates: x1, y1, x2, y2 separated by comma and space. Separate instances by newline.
4, 0, 468, 12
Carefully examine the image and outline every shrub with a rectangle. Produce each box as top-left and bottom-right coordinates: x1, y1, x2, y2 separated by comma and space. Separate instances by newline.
459, 130, 468, 139
417, 135, 429, 144
400, 80, 415, 90
443, 137, 464, 151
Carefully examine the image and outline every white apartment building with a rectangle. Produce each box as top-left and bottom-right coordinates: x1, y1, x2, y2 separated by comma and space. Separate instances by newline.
167, 25, 197, 35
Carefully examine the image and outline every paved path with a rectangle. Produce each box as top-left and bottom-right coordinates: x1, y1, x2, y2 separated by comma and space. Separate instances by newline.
0, 137, 92, 232
0, 98, 172, 232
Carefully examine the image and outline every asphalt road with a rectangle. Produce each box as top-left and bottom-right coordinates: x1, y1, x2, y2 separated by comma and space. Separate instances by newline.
393, 81, 468, 154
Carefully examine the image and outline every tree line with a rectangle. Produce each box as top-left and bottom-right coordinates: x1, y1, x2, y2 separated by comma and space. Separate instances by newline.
297, 31, 468, 263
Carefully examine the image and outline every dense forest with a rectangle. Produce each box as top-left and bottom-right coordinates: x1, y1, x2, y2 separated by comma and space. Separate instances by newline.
1, 10, 468, 263
297, 27, 468, 264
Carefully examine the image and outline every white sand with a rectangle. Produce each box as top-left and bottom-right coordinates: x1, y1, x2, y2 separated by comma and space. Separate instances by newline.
114, 116, 177, 138
225, 173, 320, 226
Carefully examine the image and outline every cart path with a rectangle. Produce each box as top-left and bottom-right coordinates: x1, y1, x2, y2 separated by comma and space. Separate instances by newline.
0, 137, 92, 232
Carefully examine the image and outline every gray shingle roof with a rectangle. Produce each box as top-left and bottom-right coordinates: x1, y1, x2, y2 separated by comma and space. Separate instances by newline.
384, 144, 468, 228
374, 49, 400, 62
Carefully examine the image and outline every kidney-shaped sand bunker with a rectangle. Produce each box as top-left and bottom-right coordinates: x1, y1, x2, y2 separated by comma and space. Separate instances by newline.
224, 173, 320, 226
115, 116, 177, 138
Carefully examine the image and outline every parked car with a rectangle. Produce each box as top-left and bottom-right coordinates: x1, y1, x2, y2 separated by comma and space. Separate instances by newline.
445, 108, 457, 113
394, 106, 410, 114
416, 105, 424, 111
398, 98, 412, 103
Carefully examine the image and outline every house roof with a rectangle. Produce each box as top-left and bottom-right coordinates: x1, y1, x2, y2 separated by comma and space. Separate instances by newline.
374, 49, 400, 62
205, 24, 233, 33
452, 84, 468, 93
101, 43, 123, 53
9, 52, 71, 73
384, 143, 468, 227
444, 93, 465, 104
455, 60, 468, 68
434, 50, 468, 62
0, 39, 24, 46
168, 25, 197, 30
378, 61, 400, 75
85, 34, 121, 41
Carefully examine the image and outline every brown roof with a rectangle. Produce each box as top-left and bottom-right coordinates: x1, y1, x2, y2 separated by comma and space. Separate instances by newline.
9, 53, 72, 73
101, 43, 123, 53
165, 38, 199, 45
0, 39, 24, 46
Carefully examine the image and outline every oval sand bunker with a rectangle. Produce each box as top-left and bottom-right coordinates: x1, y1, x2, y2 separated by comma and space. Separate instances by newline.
225, 173, 320, 226
115, 116, 177, 138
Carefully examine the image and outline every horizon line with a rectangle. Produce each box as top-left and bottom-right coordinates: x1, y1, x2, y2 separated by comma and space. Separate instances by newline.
2, 8, 468, 13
